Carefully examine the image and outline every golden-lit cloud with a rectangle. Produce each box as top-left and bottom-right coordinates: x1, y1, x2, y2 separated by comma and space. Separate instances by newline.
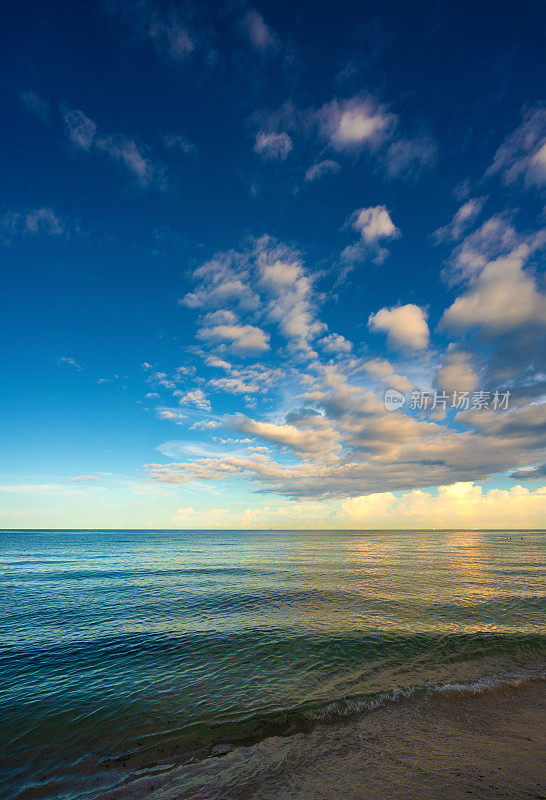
341, 482, 546, 528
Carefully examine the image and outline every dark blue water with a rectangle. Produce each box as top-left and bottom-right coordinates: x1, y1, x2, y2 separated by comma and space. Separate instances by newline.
0, 529, 544, 799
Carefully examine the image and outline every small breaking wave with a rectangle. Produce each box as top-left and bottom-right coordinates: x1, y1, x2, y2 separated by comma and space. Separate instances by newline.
307, 665, 545, 724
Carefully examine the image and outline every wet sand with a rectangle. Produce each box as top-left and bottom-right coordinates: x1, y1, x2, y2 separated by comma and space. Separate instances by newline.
115, 679, 545, 800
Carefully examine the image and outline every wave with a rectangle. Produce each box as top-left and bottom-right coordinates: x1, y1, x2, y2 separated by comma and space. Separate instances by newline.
310, 666, 545, 723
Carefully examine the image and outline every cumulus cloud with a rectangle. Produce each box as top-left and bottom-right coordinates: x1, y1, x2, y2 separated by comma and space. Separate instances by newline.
352, 205, 399, 242
181, 237, 328, 362
254, 131, 293, 160
341, 482, 546, 528
176, 389, 211, 411
434, 347, 478, 393
148, 350, 546, 502
182, 250, 260, 311
318, 96, 394, 151
368, 304, 429, 350
228, 412, 341, 458
198, 322, 270, 353
440, 247, 546, 333
208, 377, 260, 394
190, 419, 220, 430
156, 407, 187, 423
342, 205, 399, 264
257, 246, 326, 356
442, 214, 524, 285
318, 333, 353, 354
362, 358, 412, 393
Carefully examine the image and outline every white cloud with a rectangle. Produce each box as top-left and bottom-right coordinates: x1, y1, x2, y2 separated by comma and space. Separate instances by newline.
319, 97, 394, 151
341, 482, 546, 529
57, 356, 82, 370
148, 16, 194, 61
254, 131, 293, 160
162, 132, 196, 154
351, 205, 399, 242
257, 247, 326, 356
205, 355, 232, 371
440, 247, 546, 333
444, 215, 546, 285
433, 198, 485, 243
95, 136, 160, 187
182, 250, 260, 311
19, 89, 50, 120
109, 2, 195, 63
434, 348, 478, 393
26, 208, 64, 236
240, 10, 278, 53
62, 106, 165, 188
176, 389, 211, 411
342, 205, 399, 265
486, 106, 546, 189
208, 377, 259, 394
385, 135, 437, 179
63, 107, 97, 150
229, 412, 341, 457
190, 419, 220, 430
304, 159, 340, 182
197, 323, 270, 353
368, 304, 429, 350
362, 358, 412, 393
148, 366, 546, 501
156, 407, 187, 422
318, 333, 353, 354
1, 207, 67, 244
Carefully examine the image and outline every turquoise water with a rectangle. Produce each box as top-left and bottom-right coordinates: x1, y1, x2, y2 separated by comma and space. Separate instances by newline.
0, 529, 544, 799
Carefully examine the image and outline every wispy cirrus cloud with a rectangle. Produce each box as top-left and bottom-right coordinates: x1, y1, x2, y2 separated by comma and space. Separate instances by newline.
240, 10, 278, 54
106, 0, 196, 63
1, 207, 70, 245
57, 356, 82, 370
433, 197, 486, 244
19, 88, 50, 121
62, 105, 168, 188
486, 105, 546, 189
251, 94, 437, 182
254, 131, 293, 160
304, 159, 340, 182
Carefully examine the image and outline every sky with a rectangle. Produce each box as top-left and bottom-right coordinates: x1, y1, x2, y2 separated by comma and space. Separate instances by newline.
1, 0, 546, 529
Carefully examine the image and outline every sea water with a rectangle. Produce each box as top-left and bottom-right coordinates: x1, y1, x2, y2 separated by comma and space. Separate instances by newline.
0, 529, 544, 799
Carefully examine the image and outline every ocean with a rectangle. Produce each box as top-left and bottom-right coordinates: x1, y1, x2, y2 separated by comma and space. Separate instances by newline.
0, 529, 544, 799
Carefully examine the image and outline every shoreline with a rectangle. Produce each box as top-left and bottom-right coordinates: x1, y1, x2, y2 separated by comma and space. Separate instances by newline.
109, 677, 545, 800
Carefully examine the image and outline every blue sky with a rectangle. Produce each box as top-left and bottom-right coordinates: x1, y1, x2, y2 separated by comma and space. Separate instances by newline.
1, 0, 546, 528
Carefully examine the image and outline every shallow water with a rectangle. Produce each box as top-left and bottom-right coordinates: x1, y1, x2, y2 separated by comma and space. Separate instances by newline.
0, 529, 544, 799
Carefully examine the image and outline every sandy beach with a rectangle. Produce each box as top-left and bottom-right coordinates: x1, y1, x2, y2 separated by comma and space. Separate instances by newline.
116, 678, 545, 800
